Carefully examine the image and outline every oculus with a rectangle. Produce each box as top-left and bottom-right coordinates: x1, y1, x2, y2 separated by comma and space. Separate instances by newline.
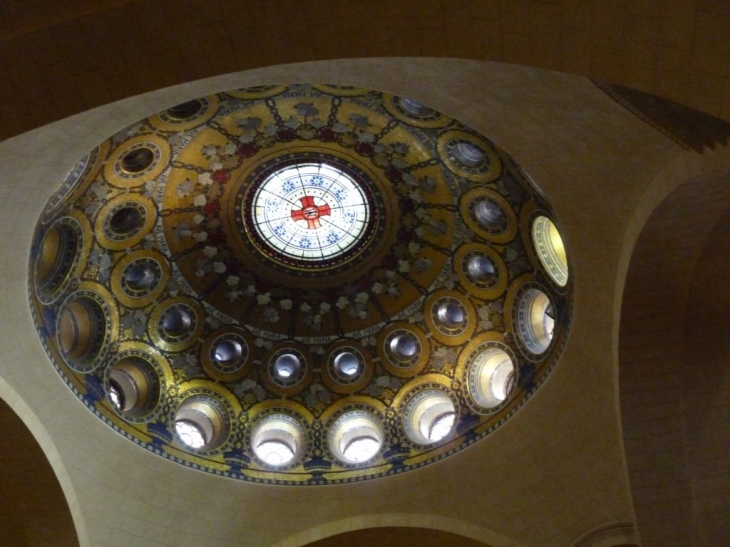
516, 287, 555, 356
403, 389, 457, 445
251, 414, 306, 467
466, 345, 517, 411
248, 161, 372, 267
433, 297, 469, 336
121, 147, 154, 173
166, 100, 204, 120
174, 395, 230, 451
532, 215, 569, 287
472, 199, 507, 232
328, 409, 385, 465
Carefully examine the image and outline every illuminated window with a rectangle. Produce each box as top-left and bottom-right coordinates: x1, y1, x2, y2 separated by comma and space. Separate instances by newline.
250, 162, 370, 262
468, 346, 517, 410
453, 142, 486, 167
329, 410, 384, 465
532, 216, 568, 287
106, 356, 160, 419
404, 389, 457, 445
428, 412, 456, 442
400, 98, 437, 117
472, 199, 507, 232
517, 288, 555, 355
389, 332, 419, 360
256, 441, 294, 465
108, 380, 124, 410
251, 414, 305, 467
175, 420, 206, 449
158, 304, 196, 342
464, 253, 498, 288
433, 297, 468, 335
174, 396, 228, 451
121, 259, 160, 297
342, 437, 380, 462
210, 334, 248, 373
274, 353, 301, 379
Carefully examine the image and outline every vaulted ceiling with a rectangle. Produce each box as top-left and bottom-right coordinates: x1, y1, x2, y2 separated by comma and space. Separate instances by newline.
2, 3, 730, 547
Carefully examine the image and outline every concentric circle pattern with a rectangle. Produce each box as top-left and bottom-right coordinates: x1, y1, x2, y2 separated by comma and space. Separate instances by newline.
29, 84, 572, 485
247, 161, 373, 267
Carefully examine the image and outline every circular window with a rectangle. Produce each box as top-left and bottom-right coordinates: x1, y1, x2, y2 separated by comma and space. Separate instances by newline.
467, 345, 517, 410
453, 141, 486, 167
121, 147, 155, 173
121, 259, 161, 297
247, 161, 373, 266
268, 349, 308, 388
334, 351, 360, 377
532, 216, 569, 287
387, 331, 420, 365
251, 414, 306, 467
174, 396, 229, 451
328, 409, 385, 465
108, 379, 124, 410
166, 99, 204, 120
158, 304, 196, 342
35, 219, 82, 302
274, 353, 300, 379
211, 335, 248, 373
472, 199, 507, 233
433, 297, 468, 335
175, 420, 207, 449
329, 347, 367, 383
464, 252, 498, 288
516, 288, 555, 355
322, 345, 372, 394
400, 98, 437, 117
57, 294, 108, 372
403, 389, 457, 445
106, 355, 161, 420
109, 205, 143, 234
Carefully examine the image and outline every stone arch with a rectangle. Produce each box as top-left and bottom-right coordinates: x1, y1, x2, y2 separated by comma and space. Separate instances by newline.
570, 522, 639, 547
619, 144, 730, 546
267, 514, 525, 547
0, 377, 87, 547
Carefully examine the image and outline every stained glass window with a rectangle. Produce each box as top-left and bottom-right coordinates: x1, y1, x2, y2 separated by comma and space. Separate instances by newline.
250, 162, 370, 262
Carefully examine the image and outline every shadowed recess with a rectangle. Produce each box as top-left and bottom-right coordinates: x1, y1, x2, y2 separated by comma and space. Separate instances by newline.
303, 526, 492, 547
0, 398, 78, 547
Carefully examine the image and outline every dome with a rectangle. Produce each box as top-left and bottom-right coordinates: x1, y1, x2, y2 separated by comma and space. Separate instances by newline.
29, 83, 572, 484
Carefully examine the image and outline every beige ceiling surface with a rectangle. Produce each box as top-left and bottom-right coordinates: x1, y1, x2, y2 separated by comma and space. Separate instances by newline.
1, 0, 729, 141
1, 57, 727, 546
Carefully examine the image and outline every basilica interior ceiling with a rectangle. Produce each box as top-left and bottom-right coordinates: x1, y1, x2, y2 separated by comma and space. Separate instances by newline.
2, 16, 729, 540
29, 83, 571, 485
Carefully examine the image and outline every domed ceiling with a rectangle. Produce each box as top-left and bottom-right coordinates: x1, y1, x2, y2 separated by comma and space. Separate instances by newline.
29, 84, 572, 485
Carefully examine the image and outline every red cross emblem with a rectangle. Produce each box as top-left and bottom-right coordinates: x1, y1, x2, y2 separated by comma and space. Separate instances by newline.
291, 196, 331, 229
